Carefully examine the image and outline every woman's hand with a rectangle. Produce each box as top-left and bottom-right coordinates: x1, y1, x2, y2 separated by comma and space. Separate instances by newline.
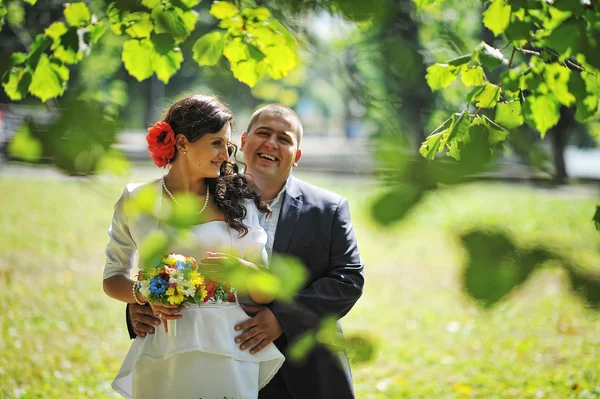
201, 252, 259, 271
201, 252, 274, 304
148, 301, 185, 333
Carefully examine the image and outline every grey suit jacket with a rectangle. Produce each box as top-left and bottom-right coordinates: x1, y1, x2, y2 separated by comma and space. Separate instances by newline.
263, 175, 365, 399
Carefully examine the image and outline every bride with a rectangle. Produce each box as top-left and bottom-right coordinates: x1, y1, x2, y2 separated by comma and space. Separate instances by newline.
102, 94, 284, 399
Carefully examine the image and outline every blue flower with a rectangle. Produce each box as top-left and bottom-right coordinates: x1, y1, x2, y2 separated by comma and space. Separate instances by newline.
149, 277, 168, 296
175, 261, 186, 270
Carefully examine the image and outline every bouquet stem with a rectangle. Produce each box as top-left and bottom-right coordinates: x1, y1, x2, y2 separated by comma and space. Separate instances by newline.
167, 319, 177, 337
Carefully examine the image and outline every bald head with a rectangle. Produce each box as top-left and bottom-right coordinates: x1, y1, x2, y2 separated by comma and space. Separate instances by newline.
246, 104, 303, 147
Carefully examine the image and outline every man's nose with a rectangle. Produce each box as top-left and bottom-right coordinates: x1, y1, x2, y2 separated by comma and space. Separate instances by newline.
264, 134, 278, 149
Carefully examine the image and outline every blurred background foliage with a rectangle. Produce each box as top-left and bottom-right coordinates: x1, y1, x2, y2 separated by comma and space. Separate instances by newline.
1, 0, 600, 397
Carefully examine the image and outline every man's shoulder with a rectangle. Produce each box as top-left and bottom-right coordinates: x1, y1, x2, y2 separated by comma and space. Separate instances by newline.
292, 176, 346, 206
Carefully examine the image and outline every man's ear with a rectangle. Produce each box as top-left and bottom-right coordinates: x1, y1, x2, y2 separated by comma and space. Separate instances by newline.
240, 131, 248, 151
294, 148, 302, 166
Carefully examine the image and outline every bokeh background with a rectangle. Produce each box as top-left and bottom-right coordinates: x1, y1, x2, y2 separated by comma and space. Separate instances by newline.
1, 0, 599, 398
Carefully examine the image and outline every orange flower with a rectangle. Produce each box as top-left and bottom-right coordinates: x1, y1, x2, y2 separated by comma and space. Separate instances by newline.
146, 120, 176, 168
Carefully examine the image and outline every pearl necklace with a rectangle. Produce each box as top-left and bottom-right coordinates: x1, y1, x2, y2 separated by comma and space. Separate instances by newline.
162, 176, 210, 215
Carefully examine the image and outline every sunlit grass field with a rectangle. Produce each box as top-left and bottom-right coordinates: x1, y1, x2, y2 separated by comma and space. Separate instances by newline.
1, 170, 599, 398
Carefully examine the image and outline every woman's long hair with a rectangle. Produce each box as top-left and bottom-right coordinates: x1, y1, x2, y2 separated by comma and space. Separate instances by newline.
162, 94, 270, 236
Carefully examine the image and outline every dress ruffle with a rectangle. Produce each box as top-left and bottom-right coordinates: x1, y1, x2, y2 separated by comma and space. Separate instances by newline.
112, 304, 284, 398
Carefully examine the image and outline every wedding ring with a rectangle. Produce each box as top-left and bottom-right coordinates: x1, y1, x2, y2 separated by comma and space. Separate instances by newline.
134, 321, 139, 329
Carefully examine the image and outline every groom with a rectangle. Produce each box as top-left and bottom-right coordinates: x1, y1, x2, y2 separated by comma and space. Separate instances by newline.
127, 104, 365, 398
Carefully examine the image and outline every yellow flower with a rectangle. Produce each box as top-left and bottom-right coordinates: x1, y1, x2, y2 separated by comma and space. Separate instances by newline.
167, 286, 184, 305
190, 271, 204, 286
196, 286, 207, 302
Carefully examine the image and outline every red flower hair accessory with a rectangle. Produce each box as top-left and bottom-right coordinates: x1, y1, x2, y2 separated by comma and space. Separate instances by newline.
146, 120, 176, 168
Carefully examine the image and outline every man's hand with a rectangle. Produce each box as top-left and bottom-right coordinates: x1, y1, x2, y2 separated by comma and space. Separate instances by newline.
235, 305, 282, 354
129, 303, 161, 337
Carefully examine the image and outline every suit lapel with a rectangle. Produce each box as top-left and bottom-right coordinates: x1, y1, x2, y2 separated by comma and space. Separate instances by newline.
272, 175, 302, 254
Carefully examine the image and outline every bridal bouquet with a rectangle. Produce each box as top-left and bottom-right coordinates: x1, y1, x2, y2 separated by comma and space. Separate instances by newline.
136, 253, 236, 336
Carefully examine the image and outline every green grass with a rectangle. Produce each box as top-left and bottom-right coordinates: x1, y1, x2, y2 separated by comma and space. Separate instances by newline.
1, 173, 599, 398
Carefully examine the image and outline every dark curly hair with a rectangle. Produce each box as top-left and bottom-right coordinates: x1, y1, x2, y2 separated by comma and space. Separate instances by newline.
162, 94, 270, 237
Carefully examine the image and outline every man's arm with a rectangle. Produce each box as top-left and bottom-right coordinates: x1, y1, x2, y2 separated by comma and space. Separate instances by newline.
126, 303, 161, 338
235, 197, 364, 351
269, 197, 364, 338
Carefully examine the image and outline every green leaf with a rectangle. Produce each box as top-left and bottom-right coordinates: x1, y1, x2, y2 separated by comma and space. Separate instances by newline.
527, 95, 560, 138
544, 63, 575, 106
371, 184, 424, 225
461, 66, 486, 87
483, 0, 511, 37
504, 16, 531, 42
461, 230, 544, 308
151, 34, 183, 83
28, 54, 69, 102
9, 52, 27, 67
45, 22, 68, 43
495, 101, 524, 129
231, 59, 260, 87
152, 7, 190, 42
425, 63, 459, 91
0, 5, 6, 31
420, 116, 452, 160
180, 0, 201, 6
89, 22, 106, 43
472, 82, 502, 108
483, 115, 510, 145
6, 1, 24, 28
219, 16, 244, 33
23, 0, 38, 4
64, 2, 91, 27
125, 12, 154, 39
223, 38, 249, 63
192, 31, 225, 66
122, 39, 155, 81
288, 333, 316, 363
473, 42, 507, 70
2, 67, 32, 101
570, 72, 598, 122
177, 8, 198, 32
243, 6, 271, 21
269, 255, 308, 301
262, 45, 296, 79
210, 1, 239, 20
444, 111, 471, 161
7, 124, 42, 162
247, 21, 283, 46
142, 0, 161, 8
544, 18, 582, 59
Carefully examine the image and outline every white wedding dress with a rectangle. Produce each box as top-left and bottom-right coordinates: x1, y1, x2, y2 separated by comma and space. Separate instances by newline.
103, 183, 284, 399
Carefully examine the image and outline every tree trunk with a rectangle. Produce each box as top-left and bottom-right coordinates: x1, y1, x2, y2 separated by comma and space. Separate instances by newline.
551, 107, 573, 184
